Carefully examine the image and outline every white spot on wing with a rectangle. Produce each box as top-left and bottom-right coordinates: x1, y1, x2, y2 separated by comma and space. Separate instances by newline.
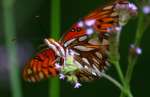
92, 71, 97, 76
74, 60, 83, 68
79, 36, 87, 41
84, 65, 89, 69
93, 65, 101, 76
50, 39, 65, 56
103, 5, 113, 10
44, 39, 60, 56
74, 46, 94, 51
82, 58, 90, 65
95, 52, 102, 59
64, 38, 76, 47
44, 39, 64, 57
39, 72, 44, 79
92, 58, 99, 64
73, 51, 80, 55
88, 38, 100, 45
111, 12, 118, 17
27, 69, 32, 74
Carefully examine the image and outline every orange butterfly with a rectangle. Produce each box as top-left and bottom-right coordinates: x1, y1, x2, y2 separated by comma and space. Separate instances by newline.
23, 0, 137, 88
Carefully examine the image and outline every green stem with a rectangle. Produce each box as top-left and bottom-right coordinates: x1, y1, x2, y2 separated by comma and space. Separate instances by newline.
50, 78, 60, 97
2, 0, 22, 97
134, 13, 145, 46
101, 73, 132, 97
49, 0, 61, 97
101, 73, 123, 91
120, 11, 145, 97
109, 32, 133, 97
109, 32, 125, 85
50, 0, 60, 39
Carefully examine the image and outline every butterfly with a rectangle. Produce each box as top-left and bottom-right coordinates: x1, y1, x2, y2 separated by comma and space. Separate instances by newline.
23, 0, 137, 88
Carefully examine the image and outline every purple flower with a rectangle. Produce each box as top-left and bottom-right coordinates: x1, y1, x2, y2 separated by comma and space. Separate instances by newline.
59, 74, 65, 80
85, 19, 96, 26
74, 82, 82, 88
86, 28, 94, 35
130, 44, 142, 55
77, 21, 84, 27
135, 47, 142, 55
115, 2, 137, 16
142, 6, 150, 14
128, 3, 138, 11
55, 63, 62, 69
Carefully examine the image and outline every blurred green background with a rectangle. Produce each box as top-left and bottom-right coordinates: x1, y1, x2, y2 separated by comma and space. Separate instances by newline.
0, 0, 150, 97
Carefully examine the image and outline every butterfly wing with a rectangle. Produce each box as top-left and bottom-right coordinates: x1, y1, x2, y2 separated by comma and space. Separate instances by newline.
59, 3, 114, 81
64, 33, 109, 82
60, 0, 130, 82
23, 48, 59, 82
61, 0, 130, 44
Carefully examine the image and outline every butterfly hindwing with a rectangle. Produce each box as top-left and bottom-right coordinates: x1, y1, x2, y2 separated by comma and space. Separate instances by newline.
23, 49, 59, 82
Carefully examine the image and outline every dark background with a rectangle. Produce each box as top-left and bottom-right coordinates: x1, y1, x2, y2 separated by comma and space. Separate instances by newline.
0, 0, 150, 97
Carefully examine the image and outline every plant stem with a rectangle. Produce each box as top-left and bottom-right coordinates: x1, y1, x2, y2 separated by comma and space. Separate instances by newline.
101, 73, 123, 91
109, 31, 134, 97
120, 10, 145, 97
109, 32, 125, 85
2, 0, 22, 97
125, 10, 145, 87
134, 13, 145, 46
50, 0, 61, 39
49, 0, 61, 97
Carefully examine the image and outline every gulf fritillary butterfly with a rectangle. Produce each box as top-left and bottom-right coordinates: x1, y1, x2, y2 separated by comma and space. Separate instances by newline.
23, 0, 137, 88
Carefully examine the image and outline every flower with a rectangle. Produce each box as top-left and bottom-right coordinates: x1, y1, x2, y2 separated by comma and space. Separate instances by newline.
130, 44, 142, 55
77, 21, 84, 27
115, 2, 137, 26
135, 47, 142, 55
86, 28, 94, 35
74, 82, 82, 88
128, 3, 138, 11
55, 63, 62, 69
59, 74, 65, 80
85, 19, 96, 26
142, 5, 150, 14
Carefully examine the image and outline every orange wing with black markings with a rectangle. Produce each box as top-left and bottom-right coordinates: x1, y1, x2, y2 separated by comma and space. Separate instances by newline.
23, 49, 59, 82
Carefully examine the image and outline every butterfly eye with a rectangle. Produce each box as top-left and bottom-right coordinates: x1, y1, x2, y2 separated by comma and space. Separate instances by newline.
70, 27, 82, 32
70, 28, 76, 32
